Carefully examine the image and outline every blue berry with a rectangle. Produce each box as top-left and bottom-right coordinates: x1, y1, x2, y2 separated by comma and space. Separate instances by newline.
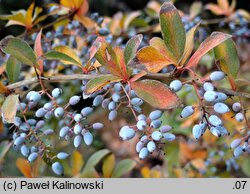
160, 125, 172, 133
69, 96, 81, 105
210, 71, 225, 81
52, 88, 62, 98
108, 101, 116, 110
149, 110, 163, 120
151, 131, 162, 141
233, 146, 243, 158
74, 124, 82, 134
108, 110, 117, 121
231, 139, 241, 149
214, 92, 228, 102
209, 115, 223, 126
92, 123, 104, 130
57, 152, 69, 160
54, 107, 64, 118
210, 127, 221, 137
163, 133, 176, 141
192, 124, 202, 139
139, 147, 149, 159
93, 95, 104, 106
235, 112, 244, 122
43, 129, 54, 135
74, 114, 82, 122
29, 92, 41, 102
20, 145, 29, 157
150, 120, 161, 129
112, 93, 121, 102
180, 106, 194, 118
203, 82, 214, 91
136, 141, 144, 152
137, 114, 147, 121
204, 91, 218, 102
43, 102, 53, 111
119, 126, 135, 141
101, 99, 110, 109
214, 103, 230, 114
59, 126, 69, 138
169, 80, 182, 92
52, 162, 64, 176
35, 108, 47, 118
232, 102, 241, 112
83, 132, 93, 146
74, 135, 82, 148
136, 120, 147, 131
147, 141, 156, 153
28, 152, 38, 163
19, 123, 29, 132
14, 136, 25, 146
131, 97, 143, 106
81, 107, 93, 117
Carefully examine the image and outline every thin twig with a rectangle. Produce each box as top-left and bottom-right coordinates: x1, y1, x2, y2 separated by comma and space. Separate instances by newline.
6, 73, 250, 99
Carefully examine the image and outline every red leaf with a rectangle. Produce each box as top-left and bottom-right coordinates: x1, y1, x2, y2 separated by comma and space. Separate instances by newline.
130, 79, 182, 109
186, 32, 231, 68
34, 29, 43, 73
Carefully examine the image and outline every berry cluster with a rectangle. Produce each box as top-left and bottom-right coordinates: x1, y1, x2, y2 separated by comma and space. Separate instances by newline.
119, 110, 176, 159
169, 70, 247, 142
12, 85, 104, 175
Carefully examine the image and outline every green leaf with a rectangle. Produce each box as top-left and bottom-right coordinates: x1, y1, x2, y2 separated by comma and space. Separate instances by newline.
242, 158, 250, 177
85, 75, 122, 94
159, 2, 186, 63
213, 38, 239, 79
81, 149, 110, 177
124, 34, 143, 65
6, 56, 21, 83
102, 154, 115, 178
0, 37, 37, 66
186, 32, 231, 68
131, 79, 182, 109
1, 94, 19, 123
111, 159, 136, 178
45, 46, 82, 68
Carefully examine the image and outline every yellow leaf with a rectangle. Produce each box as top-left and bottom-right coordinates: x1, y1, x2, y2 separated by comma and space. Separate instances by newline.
72, 150, 84, 176
60, 0, 74, 9
102, 154, 115, 178
53, 45, 82, 66
25, 2, 35, 29
74, 0, 84, 9
179, 22, 200, 66
141, 166, 150, 178
16, 158, 33, 178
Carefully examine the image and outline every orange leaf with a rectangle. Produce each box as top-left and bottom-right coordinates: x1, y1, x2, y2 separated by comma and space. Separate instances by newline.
205, 4, 224, 16
16, 158, 33, 178
76, 0, 89, 17
136, 46, 173, 73
75, 15, 95, 29
149, 37, 173, 62
0, 82, 10, 94
130, 79, 182, 109
186, 32, 231, 68
34, 29, 43, 73
218, 0, 229, 14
